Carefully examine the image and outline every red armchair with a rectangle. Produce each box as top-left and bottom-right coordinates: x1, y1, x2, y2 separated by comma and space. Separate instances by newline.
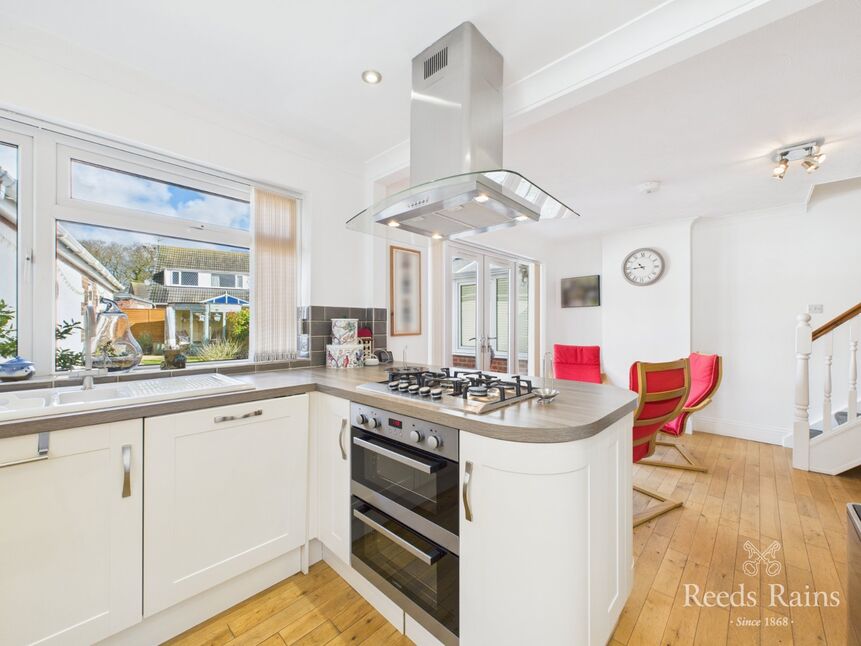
553, 344, 602, 384
629, 359, 690, 526
639, 352, 722, 473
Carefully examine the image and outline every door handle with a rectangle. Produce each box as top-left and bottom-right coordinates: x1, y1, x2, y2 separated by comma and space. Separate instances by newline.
352, 436, 444, 474
0, 432, 49, 469
339, 418, 348, 460
353, 507, 443, 565
463, 461, 474, 522
121, 444, 131, 498
214, 409, 263, 423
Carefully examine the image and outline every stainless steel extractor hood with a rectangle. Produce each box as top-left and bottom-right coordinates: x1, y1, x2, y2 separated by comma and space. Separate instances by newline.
347, 22, 578, 240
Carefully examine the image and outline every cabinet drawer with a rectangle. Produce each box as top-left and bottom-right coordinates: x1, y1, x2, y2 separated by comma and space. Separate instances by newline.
151, 396, 303, 431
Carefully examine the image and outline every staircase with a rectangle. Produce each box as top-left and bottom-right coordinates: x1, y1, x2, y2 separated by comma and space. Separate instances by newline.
793, 304, 861, 474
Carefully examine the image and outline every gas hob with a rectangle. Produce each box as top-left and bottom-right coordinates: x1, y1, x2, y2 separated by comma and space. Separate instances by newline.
357, 367, 536, 415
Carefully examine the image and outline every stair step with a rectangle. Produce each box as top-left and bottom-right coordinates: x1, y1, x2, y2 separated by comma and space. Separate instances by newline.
834, 410, 861, 425
810, 428, 824, 439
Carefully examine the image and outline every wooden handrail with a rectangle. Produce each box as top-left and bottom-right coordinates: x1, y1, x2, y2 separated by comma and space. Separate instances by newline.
813, 302, 861, 340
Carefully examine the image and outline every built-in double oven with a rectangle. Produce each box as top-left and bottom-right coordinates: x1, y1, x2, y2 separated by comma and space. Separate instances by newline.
349, 402, 459, 646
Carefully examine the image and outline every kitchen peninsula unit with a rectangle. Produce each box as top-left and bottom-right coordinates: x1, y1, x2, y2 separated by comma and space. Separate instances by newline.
0, 365, 636, 646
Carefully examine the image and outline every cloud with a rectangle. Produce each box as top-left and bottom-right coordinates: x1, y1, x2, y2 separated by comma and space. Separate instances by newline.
71, 162, 250, 230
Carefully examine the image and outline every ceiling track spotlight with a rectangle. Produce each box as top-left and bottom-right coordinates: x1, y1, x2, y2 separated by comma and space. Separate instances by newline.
771, 139, 825, 180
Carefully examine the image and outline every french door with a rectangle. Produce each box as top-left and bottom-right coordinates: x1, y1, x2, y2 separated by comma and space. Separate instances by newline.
445, 244, 536, 375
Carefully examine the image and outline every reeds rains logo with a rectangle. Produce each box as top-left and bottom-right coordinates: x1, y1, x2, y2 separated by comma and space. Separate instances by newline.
683, 540, 841, 612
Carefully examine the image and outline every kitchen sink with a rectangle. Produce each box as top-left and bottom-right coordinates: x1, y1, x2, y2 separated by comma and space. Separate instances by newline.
0, 373, 255, 423
55, 388, 125, 405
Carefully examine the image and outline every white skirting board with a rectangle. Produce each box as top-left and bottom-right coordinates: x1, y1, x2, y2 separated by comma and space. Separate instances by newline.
693, 415, 789, 446
97, 549, 303, 646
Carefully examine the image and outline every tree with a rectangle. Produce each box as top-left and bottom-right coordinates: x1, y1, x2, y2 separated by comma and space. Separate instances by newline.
0, 299, 16, 358
79, 240, 157, 287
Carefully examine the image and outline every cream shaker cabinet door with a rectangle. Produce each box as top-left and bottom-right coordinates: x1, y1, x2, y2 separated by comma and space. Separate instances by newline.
144, 395, 309, 616
0, 420, 143, 646
313, 392, 351, 564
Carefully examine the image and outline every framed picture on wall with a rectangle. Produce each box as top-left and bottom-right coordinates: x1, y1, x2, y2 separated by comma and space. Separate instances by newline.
561, 275, 601, 308
390, 245, 422, 336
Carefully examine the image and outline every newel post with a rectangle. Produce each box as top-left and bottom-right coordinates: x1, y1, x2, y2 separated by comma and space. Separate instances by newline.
849, 317, 860, 421
793, 313, 812, 470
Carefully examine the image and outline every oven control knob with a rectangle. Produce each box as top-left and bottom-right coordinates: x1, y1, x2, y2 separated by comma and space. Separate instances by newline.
369, 417, 381, 429
409, 430, 423, 443
426, 435, 441, 450
355, 414, 368, 426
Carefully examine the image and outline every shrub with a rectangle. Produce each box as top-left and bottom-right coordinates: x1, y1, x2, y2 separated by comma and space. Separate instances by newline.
0, 299, 16, 358
55, 319, 83, 371
192, 339, 242, 362
137, 331, 154, 354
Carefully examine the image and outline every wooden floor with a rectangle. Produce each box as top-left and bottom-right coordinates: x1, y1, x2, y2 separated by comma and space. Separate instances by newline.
163, 562, 414, 646
167, 431, 860, 646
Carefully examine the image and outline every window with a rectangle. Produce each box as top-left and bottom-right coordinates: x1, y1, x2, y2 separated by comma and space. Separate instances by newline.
70, 160, 251, 231
0, 141, 18, 359
458, 283, 476, 348
56, 221, 251, 368
211, 273, 236, 288
0, 121, 302, 375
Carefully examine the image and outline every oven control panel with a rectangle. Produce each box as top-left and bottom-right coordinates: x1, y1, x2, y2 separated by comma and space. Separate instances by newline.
350, 402, 459, 462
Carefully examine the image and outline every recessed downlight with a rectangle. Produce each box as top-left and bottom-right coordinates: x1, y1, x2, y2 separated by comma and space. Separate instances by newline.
388, 221, 400, 227
362, 69, 383, 85
515, 215, 529, 221
474, 193, 489, 203
431, 233, 443, 240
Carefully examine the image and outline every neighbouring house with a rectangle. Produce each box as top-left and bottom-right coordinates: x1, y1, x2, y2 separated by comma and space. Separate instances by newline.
128, 245, 250, 351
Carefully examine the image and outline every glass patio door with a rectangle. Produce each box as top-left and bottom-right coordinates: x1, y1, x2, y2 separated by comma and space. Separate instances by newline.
447, 245, 535, 375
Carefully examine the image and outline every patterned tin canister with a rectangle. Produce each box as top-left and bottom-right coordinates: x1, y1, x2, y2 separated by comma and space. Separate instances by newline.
331, 318, 358, 345
326, 343, 364, 368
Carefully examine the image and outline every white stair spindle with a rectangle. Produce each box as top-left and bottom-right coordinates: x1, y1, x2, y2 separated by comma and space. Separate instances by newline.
822, 333, 833, 435
793, 313, 812, 471
849, 317, 860, 422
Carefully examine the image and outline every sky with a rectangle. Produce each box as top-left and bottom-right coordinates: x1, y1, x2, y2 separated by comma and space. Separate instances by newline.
71, 160, 250, 230
60, 220, 249, 253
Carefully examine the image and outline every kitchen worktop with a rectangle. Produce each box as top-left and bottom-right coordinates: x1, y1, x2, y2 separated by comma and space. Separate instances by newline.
0, 365, 637, 443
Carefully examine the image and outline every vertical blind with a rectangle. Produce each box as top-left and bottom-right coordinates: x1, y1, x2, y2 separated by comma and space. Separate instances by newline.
252, 188, 298, 361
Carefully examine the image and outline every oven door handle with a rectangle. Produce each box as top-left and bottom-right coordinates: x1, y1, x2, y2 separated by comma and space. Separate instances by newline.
352, 436, 444, 474
353, 507, 443, 565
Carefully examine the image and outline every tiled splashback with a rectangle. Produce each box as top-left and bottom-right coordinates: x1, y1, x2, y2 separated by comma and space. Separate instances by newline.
300, 306, 387, 367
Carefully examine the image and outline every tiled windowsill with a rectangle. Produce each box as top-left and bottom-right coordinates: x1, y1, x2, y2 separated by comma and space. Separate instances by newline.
0, 358, 311, 394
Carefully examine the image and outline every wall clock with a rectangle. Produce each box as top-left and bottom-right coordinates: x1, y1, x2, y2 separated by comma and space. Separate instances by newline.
622, 248, 665, 286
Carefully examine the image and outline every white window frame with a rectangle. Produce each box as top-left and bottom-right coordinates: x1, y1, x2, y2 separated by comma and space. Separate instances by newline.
0, 122, 36, 363
0, 112, 305, 376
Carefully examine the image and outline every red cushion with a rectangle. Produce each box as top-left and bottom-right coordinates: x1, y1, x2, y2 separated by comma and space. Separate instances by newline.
630, 362, 689, 461
554, 344, 601, 383
663, 353, 721, 436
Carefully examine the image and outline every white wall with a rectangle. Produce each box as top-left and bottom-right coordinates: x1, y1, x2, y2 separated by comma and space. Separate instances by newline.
601, 220, 693, 386
0, 23, 370, 309
691, 179, 861, 444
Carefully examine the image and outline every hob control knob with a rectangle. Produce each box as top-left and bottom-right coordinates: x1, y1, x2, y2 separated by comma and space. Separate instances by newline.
426, 435, 441, 450
409, 430, 423, 443
370, 417, 381, 429
355, 414, 368, 426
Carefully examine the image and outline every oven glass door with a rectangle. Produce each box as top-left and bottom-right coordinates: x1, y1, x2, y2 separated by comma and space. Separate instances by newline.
351, 498, 458, 638
351, 429, 458, 537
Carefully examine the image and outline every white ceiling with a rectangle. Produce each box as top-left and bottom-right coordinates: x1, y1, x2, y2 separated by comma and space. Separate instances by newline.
0, 0, 664, 162
2, 0, 859, 242
473, 0, 861, 244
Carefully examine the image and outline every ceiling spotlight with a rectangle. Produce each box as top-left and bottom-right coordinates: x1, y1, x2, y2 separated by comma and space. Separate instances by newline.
387, 220, 400, 227
770, 139, 825, 179
474, 193, 489, 203
772, 157, 789, 180
431, 233, 443, 240
361, 70, 382, 85
515, 215, 529, 221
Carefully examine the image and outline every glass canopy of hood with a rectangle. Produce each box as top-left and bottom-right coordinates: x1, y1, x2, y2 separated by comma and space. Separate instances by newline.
346, 169, 578, 240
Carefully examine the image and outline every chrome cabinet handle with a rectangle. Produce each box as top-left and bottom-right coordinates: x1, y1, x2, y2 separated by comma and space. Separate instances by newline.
463, 461, 474, 522
353, 507, 442, 565
352, 436, 444, 474
121, 444, 131, 498
0, 432, 49, 469
339, 418, 348, 461
214, 409, 263, 423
